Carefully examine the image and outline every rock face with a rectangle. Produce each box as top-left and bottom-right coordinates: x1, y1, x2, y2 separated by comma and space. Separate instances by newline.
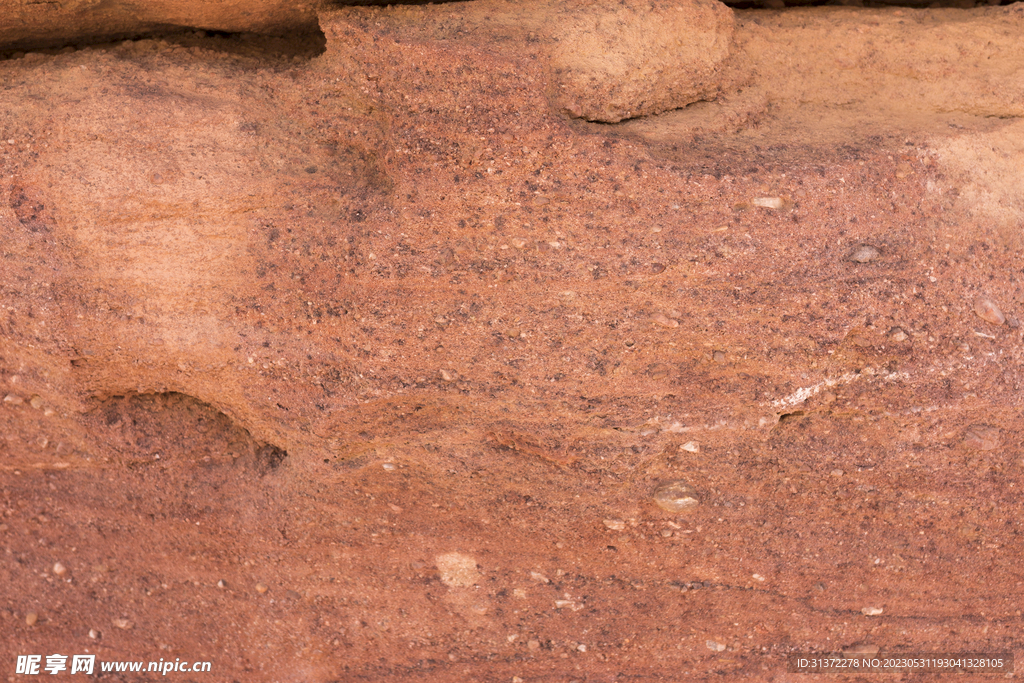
548, 0, 735, 122
3, 2, 1024, 681
0, 0, 319, 51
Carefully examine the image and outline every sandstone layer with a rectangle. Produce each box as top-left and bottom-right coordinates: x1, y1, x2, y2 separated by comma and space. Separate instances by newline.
2, 1, 1024, 680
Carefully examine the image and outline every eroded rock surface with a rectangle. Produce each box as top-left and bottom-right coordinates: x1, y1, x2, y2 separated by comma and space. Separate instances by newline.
3, 2, 1024, 680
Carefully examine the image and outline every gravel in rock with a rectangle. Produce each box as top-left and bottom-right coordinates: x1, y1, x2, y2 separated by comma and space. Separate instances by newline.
963, 425, 1000, 451
652, 481, 699, 513
848, 245, 879, 263
974, 296, 1005, 325
752, 197, 785, 209
652, 314, 679, 328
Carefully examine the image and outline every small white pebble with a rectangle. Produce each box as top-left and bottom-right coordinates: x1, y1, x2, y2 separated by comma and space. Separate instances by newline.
3, 394, 24, 406
652, 481, 700, 513
848, 245, 880, 263
861, 606, 884, 616
752, 197, 785, 209
681, 441, 700, 453
652, 313, 679, 328
52, 562, 66, 576
603, 519, 626, 531
974, 295, 1005, 325
706, 640, 726, 652
381, 462, 397, 471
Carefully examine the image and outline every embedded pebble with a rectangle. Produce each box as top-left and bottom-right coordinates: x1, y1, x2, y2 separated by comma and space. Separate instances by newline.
88, 629, 99, 639
974, 296, 1005, 325
527, 640, 541, 651
847, 245, 879, 263
963, 425, 1000, 451
25, 612, 38, 626
439, 369, 457, 382
652, 481, 699, 513
603, 519, 626, 531
112, 617, 133, 629
53, 562, 66, 577
706, 640, 726, 652
652, 313, 678, 328
3, 394, 24, 406
29, 395, 44, 409
861, 606, 883, 616
752, 197, 785, 209
712, 350, 726, 363
648, 363, 670, 380
255, 583, 269, 594
889, 327, 908, 342
435, 552, 481, 588
680, 441, 700, 453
